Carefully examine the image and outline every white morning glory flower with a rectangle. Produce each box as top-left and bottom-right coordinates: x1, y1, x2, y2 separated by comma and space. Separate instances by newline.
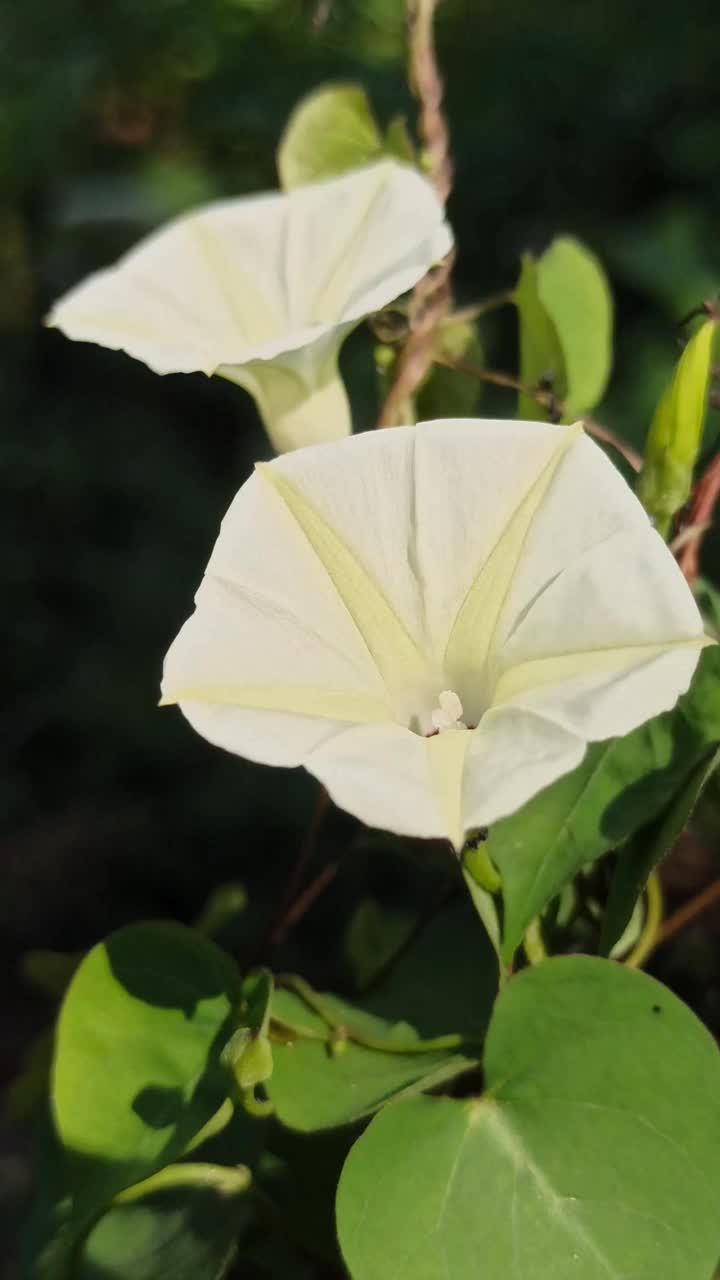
46, 160, 452, 454
161, 418, 710, 850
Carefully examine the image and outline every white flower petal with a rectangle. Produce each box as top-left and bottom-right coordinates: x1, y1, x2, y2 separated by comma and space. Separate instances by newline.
493, 646, 703, 742
412, 418, 579, 661
463, 708, 587, 829
307, 724, 449, 840
162, 468, 389, 725
47, 159, 451, 375
161, 418, 710, 847
265, 426, 427, 656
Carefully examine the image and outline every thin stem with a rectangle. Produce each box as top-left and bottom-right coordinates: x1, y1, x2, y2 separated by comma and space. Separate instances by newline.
407, 0, 452, 204
436, 354, 643, 471
449, 291, 514, 325
523, 918, 547, 966
275, 973, 466, 1055
677, 452, 720, 586
582, 416, 643, 473
655, 878, 720, 949
263, 786, 330, 951
623, 872, 663, 970
377, 0, 453, 428
270, 858, 339, 946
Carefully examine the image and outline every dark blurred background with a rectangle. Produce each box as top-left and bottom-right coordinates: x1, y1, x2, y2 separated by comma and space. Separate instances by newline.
3, 0, 720, 1264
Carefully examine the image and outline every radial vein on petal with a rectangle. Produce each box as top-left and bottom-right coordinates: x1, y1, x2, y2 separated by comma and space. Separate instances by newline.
443, 425, 582, 694
493, 635, 712, 705
188, 216, 277, 345
159, 684, 393, 723
427, 730, 471, 850
257, 464, 428, 695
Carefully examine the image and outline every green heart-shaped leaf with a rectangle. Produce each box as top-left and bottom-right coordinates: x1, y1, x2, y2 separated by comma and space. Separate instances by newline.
338, 957, 720, 1280
52, 923, 240, 1219
515, 236, 613, 419
278, 83, 384, 189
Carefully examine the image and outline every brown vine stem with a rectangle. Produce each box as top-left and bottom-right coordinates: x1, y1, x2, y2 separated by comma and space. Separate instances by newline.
436, 354, 644, 471
377, 0, 454, 428
677, 452, 720, 586
653, 878, 720, 950
263, 786, 330, 951
269, 857, 339, 947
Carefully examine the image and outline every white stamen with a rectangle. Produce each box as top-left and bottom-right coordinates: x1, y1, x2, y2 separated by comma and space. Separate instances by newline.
431, 689, 467, 733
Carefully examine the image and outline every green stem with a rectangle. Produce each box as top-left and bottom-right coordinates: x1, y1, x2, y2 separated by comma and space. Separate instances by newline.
623, 873, 664, 970
523, 917, 547, 966
275, 974, 465, 1054
113, 1161, 251, 1205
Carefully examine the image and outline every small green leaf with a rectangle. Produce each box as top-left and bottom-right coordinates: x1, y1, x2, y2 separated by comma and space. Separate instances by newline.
277, 83, 384, 189
514, 236, 613, 419
338, 957, 720, 1280
268, 987, 476, 1132
20, 950, 81, 1001
487, 644, 720, 961
638, 318, 717, 536
694, 575, 720, 639
52, 923, 240, 1218
601, 746, 720, 955
515, 251, 567, 419
194, 883, 248, 940
345, 897, 417, 989
76, 1171, 251, 1280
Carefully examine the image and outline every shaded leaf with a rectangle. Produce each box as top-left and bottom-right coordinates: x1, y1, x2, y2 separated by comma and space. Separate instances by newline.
363, 896, 498, 1039
345, 897, 417, 989
601, 747, 720, 955
268, 987, 476, 1132
338, 957, 720, 1280
487, 645, 720, 961
76, 1171, 251, 1280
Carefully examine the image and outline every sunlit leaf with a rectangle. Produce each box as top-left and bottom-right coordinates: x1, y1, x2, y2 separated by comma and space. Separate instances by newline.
515, 236, 613, 419
338, 957, 720, 1280
52, 923, 240, 1219
277, 83, 384, 189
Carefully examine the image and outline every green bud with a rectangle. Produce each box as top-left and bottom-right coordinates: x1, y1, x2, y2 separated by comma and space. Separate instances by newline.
328, 1030, 350, 1058
462, 839, 502, 895
637, 317, 717, 538
233, 1033, 274, 1091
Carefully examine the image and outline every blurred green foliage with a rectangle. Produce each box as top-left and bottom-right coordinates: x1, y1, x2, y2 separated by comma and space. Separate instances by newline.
3, 0, 720, 1265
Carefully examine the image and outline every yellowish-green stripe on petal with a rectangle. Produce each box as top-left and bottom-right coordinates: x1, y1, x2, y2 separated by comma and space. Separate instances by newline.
492, 635, 712, 707
427, 730, 471, 851
257, 464, 427, 690
444, 424, 582, 695
160, 684, 394, 724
